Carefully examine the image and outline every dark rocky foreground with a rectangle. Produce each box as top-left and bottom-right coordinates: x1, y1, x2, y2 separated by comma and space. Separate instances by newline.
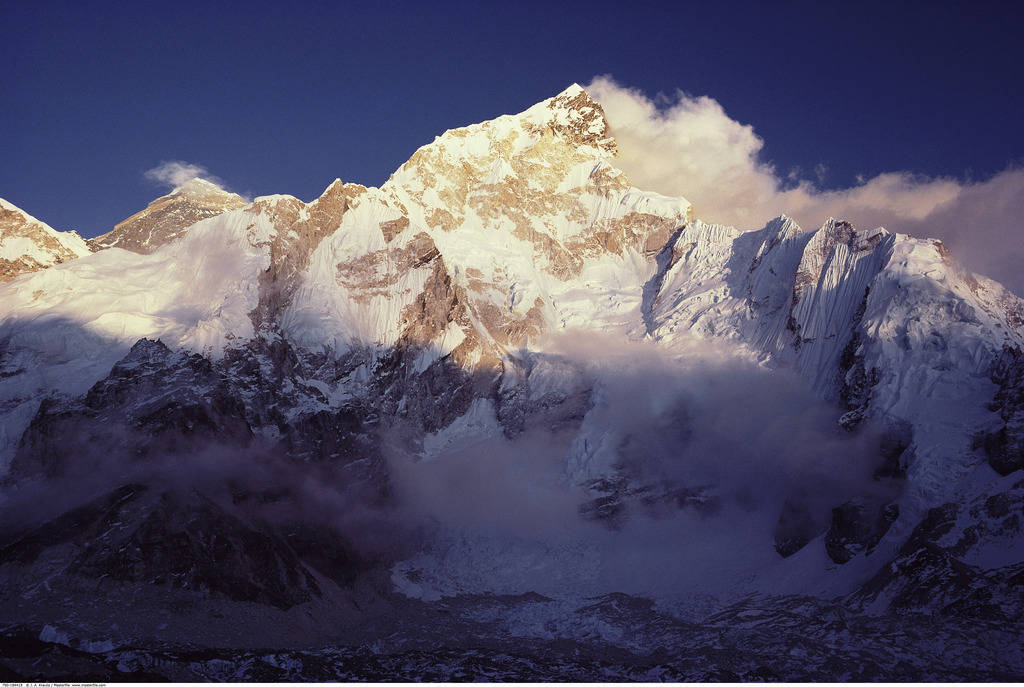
2, 593, 1023, 681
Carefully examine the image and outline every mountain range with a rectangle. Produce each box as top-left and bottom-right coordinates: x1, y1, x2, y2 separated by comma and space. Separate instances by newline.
0, 84, 1021, 680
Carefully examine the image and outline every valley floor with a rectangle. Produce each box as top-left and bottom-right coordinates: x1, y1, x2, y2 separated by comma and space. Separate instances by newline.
2, 591, 1022, 681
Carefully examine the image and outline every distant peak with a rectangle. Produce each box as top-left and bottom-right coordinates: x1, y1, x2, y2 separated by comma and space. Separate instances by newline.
172, 177, 230, 195
175, 177, 219, 190
524, 83, 615, 156
556, 83, 587, 98
546, 83, 601, 114
159, 177, 246, 208
320, 178, 345, 197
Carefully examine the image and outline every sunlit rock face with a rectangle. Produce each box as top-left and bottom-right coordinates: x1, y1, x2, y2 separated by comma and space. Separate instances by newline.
0, 198, 90, 283
1, 85, 1023, 681
87, 177, 247, 254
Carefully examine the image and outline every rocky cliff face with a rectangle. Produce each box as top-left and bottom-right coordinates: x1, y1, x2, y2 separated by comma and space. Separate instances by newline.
1, 84, 1022, 680
0, 199, 91, 283
983, 346, 1024, 475
86, 177, 247, 254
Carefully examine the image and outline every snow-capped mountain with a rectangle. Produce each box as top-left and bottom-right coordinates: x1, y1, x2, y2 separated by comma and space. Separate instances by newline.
0, 199, 90, 283
87, 177, 247, 254
0, 177, 245, 287
1, 84, 1022, 680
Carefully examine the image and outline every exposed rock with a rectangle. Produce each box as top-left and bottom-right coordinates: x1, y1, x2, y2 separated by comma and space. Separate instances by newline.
774, 495, 821, 557
852, 480, 1024, 620
825, 499, 899, 564
0, 483, 321, 609
0, 198, 90, 282
983, 346, 1024, 475
249, 181, 366, 330
9, 338, 253, 479
87, 178, 246, 254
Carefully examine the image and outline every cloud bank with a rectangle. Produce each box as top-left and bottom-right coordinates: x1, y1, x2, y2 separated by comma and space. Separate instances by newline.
385, 333, 894, 600
144, 160, 225, 190
587, 76, 1024, 295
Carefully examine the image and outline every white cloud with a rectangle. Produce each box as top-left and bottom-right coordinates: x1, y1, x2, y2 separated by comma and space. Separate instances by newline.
587, 76, 1024, 295
143, 160, 224, 190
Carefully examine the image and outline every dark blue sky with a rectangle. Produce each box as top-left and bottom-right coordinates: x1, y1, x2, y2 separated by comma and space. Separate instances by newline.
2, 0, 1022, 238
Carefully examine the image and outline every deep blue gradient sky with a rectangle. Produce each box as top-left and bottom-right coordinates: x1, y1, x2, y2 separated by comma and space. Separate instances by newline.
3, 0, 1022, 237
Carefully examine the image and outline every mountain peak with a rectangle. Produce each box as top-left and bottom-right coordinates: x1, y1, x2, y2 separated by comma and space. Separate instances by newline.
522, 83, 615, 156
88, 179, 247, 254
0, 197, 91, 282
169, 176, 239, 199
382, 83, 621, 216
